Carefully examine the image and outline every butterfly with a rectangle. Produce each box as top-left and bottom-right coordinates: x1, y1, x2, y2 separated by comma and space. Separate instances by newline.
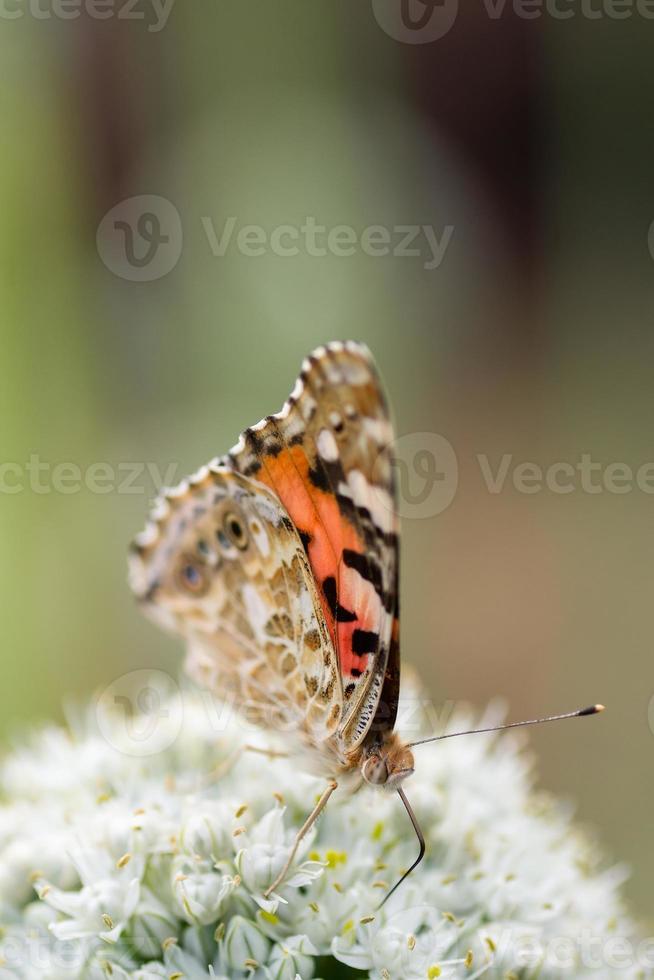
128, 341, 603, 903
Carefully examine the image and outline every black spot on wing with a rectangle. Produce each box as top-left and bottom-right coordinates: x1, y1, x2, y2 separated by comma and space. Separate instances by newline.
343, 547, 394, 613
244, 427, 263, 454
322, 576, 338, 615
242, 424, 283, 461
308, 464, 330, 493
263, 419, 283, 456
141, 579, 161, 603
322, 575, 357, 623
334, 493, 398, 553
343, 548, 382, 593
351, 629, 379, 655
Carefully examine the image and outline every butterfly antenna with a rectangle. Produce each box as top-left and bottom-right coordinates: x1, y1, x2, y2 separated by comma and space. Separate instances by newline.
378, 705, 604, 907
378, 787, 426, 909
408, 704, 605, 748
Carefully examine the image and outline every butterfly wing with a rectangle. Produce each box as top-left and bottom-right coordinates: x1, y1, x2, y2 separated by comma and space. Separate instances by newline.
226, 341, 400, 752
129, 465, 342, 742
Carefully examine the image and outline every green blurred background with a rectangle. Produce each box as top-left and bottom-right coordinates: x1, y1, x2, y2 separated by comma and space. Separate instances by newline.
1, 2, 652, 918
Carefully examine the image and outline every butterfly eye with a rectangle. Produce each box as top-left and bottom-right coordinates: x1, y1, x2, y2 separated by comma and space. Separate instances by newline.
362, 754, 388, 786
176, 559, 208, 595
224, 511, 248, 550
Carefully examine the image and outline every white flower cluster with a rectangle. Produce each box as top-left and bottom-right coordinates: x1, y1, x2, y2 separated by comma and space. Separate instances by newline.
0, 679, 649, 980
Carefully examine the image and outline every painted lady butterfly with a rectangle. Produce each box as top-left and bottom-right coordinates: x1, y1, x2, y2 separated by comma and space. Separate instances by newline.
129, 341, 603, 902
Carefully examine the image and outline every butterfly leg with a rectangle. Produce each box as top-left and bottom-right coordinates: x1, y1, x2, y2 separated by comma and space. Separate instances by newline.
244, 745, 289, 759
264, 779, 338, 898
203, 745, 289, 787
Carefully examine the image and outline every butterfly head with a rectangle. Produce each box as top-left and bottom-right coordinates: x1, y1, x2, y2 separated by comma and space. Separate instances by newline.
361, 732, 415, 791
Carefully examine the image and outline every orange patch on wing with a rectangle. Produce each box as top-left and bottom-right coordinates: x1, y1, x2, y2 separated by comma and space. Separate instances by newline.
257, 445, 379, 677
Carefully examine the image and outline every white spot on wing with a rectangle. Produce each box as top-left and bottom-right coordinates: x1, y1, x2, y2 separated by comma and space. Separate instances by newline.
242, 583, 273, 640
127, 555, 148, 595
282, 413, 304, 440
166, 480, 189, 499
363, 417, 392, 444
341, 360, 369, 385
151, 499, 170, 521
322, 359, 342, 385
317, 428, 339, 462
347, 469, 395, 533
273, 400, 292, 421
249, 517, 270, 557
135, 521, 159, 548
229, 434, 246, 456
345, 339, 369, 358
299, 394, 317, 421
190, 465, 210, 486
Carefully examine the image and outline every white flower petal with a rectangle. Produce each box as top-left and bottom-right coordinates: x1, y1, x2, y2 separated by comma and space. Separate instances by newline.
0, 683, 645, 979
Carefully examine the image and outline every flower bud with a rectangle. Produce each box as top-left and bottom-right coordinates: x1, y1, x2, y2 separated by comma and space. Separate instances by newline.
223, 915, 271, 971
267, 934, 317, 980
